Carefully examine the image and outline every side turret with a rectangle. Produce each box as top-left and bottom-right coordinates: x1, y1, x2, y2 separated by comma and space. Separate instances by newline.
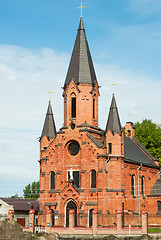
40, 101, 57, 151
105, 94, 124, 156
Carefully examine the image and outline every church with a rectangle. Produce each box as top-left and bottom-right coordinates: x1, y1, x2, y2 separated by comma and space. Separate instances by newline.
38, 14, 161, 229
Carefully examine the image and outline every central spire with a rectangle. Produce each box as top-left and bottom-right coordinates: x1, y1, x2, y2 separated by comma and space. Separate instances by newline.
64, 18, 98, 87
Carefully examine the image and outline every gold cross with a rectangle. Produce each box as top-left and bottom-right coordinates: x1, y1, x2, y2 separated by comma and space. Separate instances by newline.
47, 89, 53, 102
110, 80, 117, 95
77, 2, 86, 18
128, 112, 132, 122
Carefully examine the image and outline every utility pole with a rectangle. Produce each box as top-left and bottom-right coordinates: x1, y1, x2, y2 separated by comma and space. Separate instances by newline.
137, 164, 142, 227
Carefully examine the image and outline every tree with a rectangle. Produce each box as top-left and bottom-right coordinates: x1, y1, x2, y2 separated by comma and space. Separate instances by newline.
23, 181, 39, 199
134, 119, 161, 164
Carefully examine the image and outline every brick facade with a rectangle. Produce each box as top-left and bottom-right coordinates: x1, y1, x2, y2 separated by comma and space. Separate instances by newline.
38, 17, 161, 230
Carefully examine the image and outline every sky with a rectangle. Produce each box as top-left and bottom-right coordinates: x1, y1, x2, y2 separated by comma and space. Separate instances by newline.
0, 0, 161, 197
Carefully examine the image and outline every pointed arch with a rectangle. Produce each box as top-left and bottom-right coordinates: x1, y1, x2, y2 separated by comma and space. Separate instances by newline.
66, 200, 77, 227
89, 208, 94, 227
141, 176, 145, 196
90, 169, 96, 188
50, 171, 55, 190
131, 174, 135, 196
71, 92, 76, 118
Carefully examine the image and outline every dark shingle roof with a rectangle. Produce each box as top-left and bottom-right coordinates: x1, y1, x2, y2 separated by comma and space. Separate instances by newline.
105, 95, 122, 134
149, 180, 161, 196
1, 198, 39, 212
41, 101, 56, 139
124, 137, 159, 169
64, 18, 98, 87
77, 122, 102, 131
87, 132, 104, 148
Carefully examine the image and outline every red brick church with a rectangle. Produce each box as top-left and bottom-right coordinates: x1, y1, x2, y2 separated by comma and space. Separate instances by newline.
38, 16, 161, 229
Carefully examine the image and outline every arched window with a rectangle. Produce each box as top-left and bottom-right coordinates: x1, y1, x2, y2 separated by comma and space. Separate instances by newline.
131, 174, 135, 196
157, 201, 161, 212
108, 143, 112, 154
51, 209, 55, 226
91, 170, 96, 188
50, 171, 55, 190
71, 97, 76, 118
141, 176, 145, 196
89, 208, 94, 227
93, 98, 95, 119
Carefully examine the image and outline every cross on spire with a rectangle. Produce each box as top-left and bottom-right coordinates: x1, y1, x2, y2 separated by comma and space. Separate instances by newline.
47, 89, 53, 102
77, 2, 86, 18
110, 80, 117, 95
128, 112, 132, 122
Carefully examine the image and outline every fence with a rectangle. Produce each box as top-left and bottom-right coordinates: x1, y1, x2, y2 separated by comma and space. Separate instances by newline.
8, 209, 160, 235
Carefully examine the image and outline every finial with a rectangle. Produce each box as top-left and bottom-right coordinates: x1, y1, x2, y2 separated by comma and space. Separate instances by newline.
77, 2, 86, 18
128, 112, 132, 122
47, 89, 53, 102
110, 80, 117, 95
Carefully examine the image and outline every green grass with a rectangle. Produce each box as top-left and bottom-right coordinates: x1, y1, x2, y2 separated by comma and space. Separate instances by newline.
148, 228, 161, 233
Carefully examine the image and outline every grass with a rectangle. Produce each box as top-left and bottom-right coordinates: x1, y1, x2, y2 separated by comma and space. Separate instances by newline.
148, 228, 161, 233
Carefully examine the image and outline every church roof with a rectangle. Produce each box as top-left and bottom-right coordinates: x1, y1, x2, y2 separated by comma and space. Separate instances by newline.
41, 101, 56, 139
64, 18, 98, 87
149, 180, 161, 196
105, 94, 122, 134
124, 137, 159, 169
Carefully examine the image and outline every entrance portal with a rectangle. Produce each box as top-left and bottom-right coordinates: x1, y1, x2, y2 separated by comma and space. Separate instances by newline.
66, 200, 77, 227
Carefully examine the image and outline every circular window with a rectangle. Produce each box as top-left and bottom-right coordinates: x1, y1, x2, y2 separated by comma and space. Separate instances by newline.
68, 141, 80, 156
71, 123, 75, 130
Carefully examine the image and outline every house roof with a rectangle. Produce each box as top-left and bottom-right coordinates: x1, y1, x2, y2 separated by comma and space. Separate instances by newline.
149, 180, 161, 196
64, 18, 98, 87
41, 101, 57, 139
105, 94, 122, 134
124, 137, 159, 169
0, 198, 39, 212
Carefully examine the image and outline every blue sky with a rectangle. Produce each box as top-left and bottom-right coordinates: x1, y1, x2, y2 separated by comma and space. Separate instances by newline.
0, 0, 161, 197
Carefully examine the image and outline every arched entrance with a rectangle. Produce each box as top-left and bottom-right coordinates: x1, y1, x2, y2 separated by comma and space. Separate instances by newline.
89, 208, 94, 227
66, 200, 77, 227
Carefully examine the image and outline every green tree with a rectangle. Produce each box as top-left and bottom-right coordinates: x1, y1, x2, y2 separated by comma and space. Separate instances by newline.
23, 181, 39, 199
134, 119, 161, 164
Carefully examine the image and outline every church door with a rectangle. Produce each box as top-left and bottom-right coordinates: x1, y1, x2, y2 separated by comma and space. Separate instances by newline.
66, 200, 77, 227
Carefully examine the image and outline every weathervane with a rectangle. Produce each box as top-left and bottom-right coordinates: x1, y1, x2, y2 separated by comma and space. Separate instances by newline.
110, 80, 117, 95
77, 2, 86, 18
47, 89, 53, 102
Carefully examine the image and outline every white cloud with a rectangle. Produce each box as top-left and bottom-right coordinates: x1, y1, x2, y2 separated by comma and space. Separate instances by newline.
0, 44, 161, 197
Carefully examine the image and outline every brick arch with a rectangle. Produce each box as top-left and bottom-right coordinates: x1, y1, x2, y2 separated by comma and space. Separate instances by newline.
70, 92, 76, 97
65, 199, 78, 227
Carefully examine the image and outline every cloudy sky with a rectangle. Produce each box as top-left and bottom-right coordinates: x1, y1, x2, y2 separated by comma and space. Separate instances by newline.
0, 0, 161, 197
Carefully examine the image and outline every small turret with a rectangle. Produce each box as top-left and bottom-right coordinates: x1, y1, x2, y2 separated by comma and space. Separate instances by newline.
125, 121, 135, 138
105, 94, 122, 134
105, 94, 124, 156
40, 101, 57, 140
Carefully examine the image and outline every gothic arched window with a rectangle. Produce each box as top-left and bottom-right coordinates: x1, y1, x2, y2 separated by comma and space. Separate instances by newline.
108, 143, 112, 154
131, 174, 135, 196
157, 201, 161, 212
93, 98, 95, 119
50, 171, 55, 190
91, 170, 96, 188
141, 176, 145, 196
71, 97, 76, 118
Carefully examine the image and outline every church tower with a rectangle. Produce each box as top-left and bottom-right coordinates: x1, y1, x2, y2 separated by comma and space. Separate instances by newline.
63, 18, 99, 128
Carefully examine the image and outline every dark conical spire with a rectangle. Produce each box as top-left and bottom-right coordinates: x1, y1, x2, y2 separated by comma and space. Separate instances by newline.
105, 95, 122, 134
41, 101, 56, 139
64, 18, 98, 87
